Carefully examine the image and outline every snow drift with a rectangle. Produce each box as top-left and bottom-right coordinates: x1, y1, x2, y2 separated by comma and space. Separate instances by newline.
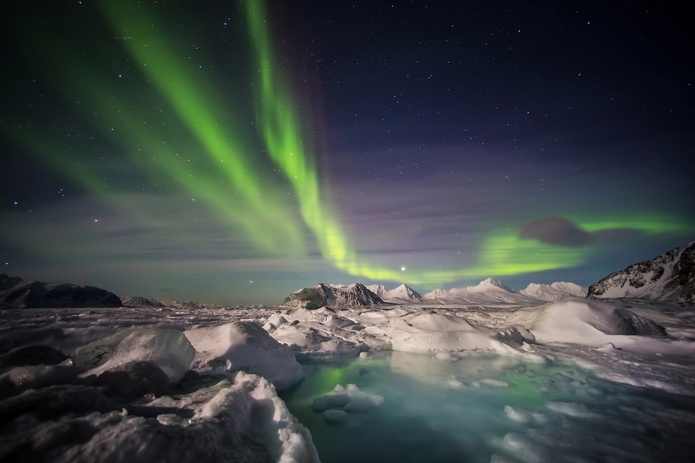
508, 298, 665, 346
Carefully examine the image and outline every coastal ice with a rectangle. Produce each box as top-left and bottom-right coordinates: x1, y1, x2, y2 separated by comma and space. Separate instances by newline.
1, 275, 695, 462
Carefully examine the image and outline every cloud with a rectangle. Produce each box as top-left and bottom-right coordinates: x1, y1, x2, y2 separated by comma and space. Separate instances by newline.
519, 217, 593, 247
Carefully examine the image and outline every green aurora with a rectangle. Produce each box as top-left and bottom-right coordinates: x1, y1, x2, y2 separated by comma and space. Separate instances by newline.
2, 0, 692, 291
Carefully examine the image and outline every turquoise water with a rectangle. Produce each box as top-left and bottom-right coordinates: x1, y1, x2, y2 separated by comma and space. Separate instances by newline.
280, 352, 695, 463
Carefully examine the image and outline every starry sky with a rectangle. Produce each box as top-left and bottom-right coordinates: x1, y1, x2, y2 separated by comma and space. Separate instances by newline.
1, 0, 694, 305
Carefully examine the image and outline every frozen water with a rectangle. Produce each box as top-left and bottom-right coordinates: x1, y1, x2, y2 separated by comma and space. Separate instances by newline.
280, 352, 695, 463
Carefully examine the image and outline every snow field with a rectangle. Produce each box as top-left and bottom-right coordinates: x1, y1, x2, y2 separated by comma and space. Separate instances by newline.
1, 287, 694, 462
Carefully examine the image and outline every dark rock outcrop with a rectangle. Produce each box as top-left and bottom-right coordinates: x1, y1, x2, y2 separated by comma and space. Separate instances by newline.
588, 242, 695, 301
0, 275, 122, 309
282, 283, 384, 309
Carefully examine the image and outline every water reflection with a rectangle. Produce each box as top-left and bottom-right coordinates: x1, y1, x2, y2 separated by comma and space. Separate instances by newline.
280, 351, 695, 463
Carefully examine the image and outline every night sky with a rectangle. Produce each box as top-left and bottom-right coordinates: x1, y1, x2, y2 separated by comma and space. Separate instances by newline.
1, 0, 694, 304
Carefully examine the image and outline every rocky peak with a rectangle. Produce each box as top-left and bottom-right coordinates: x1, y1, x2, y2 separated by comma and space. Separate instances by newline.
588, 241, 695, 301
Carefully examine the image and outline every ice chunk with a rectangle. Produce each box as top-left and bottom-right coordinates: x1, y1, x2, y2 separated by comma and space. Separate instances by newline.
435, 352, 458, 361
83, 328, 196, 384
311, 396, 332, 412
0, 364, 83, 397
446, 377, 464, 388
324, 409, 348, 423
479, 378, 510, 388
94, 360, 170, 397
504, 406, 548, 425
0, 372, 319, 463
504, 405, 534, 423
546, 401, 596, 418
73, 329, 136, 369
312, 383, 384, 416
0, 345, 68, 367
502, 432, 553, 463
185, 322, 304, 390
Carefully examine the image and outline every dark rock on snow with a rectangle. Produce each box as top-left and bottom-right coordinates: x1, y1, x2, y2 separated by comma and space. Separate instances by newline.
0, 275, 122, 309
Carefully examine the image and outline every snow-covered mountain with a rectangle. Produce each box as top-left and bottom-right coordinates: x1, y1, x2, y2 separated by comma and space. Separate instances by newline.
282, 283, 384, 309
366, 284, 389, 299
519, 282, 587, 301
423, 278, 584, 305
423, 278, 524, 304
285, 278, 585, 308
121, 296, 164, 308
588, 241, 695, 301
0, 274, 122, 309
366, 283, 422, 302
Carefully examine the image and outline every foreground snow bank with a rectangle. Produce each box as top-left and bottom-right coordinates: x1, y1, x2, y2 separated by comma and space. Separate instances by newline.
0, 371, 319, 463
185, 322, 305, 390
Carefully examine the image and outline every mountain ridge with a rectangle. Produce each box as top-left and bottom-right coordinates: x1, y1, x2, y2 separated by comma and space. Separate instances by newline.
588, 241, 695, 301
284, 279, 586, 308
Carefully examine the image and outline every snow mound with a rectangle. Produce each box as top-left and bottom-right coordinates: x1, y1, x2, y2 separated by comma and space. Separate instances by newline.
94, 360, 170, 397
185, 322, 304, 390
510, 298, 665, 346
387, 313, 515, 353
78, 328, 196, 384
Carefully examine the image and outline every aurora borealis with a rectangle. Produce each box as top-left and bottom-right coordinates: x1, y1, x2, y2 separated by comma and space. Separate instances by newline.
1, 1, 694, 304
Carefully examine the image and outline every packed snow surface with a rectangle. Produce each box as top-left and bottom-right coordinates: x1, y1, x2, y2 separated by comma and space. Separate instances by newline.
2, 278, 695, 462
